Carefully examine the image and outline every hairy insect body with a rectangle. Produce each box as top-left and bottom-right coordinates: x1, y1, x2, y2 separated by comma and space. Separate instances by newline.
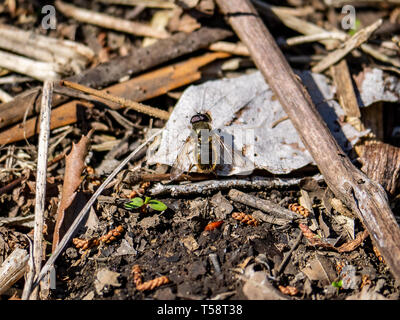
192, 117, 217, 174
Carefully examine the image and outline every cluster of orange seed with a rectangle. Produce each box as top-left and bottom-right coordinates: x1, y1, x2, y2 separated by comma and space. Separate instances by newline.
288, 203, 310, 218
372, 246, 385, 264
72, 238, 100, 250
335, 260, 345, 274
132, 264, 143, 287
278, 285, 299, 296
360, 274, 372, 289
231, 212, 258, 226
131, 264, 170, 291
72, 225, 124, 251
100, 225, 124, 244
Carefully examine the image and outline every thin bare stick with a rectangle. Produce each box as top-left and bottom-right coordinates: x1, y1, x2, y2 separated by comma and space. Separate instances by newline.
0, 75, 32, 85
29, 80, 53, 300
96, 0, 177, 8
209, 41, 250, 56
21, 235, 34, 300
274, 231, 303, 276
149, 176, 307, 196
32, 129, 163, 290
286, 32, 347, 46
0, 24, 94, 72
312, 19, 383, 73
325, 0, 400, 7
60, 80, 170, 120
0, 50, 60, 81
55, 1, 170, 39
360, 43, 400, 68
228, 189, 303, 220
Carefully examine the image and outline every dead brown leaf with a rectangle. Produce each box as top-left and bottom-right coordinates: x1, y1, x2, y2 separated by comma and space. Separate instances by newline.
52, 130, 93, 252
337, 230, 369, 253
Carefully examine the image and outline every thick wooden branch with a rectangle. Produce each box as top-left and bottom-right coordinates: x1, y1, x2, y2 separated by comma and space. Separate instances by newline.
216, 0, 400, 281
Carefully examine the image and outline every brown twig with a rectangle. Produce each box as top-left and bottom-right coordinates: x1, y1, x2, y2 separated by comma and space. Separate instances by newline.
60, 80, 170, 120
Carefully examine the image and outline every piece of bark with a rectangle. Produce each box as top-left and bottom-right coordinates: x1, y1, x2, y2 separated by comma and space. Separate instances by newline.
0, 101, 78, 145
337, 230, 369, 253
0, 248, 29, 295
216, 0, 400, 282
0, 27, 232, 130
330, 59, 361, 118
360, 102, 384, 140
358, 142, 400, 196
52, 131, 93, 253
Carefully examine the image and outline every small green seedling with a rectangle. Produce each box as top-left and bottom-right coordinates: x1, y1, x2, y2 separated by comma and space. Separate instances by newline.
331, 279, 343, 290
123, 196, 167, 212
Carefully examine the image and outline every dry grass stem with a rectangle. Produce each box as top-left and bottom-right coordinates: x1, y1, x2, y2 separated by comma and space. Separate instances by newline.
60, 80, 170, 120
55, 1, 170, 39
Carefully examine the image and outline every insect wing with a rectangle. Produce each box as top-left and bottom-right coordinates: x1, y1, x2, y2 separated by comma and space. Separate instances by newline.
170, 135, 195, 180
210, 131, 253, 174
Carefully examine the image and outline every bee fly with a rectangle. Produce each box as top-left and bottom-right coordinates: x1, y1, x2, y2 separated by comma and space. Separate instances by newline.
170, 98, 249, 180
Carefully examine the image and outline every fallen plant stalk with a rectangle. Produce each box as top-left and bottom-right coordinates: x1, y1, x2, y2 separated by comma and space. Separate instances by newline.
28, 81, 53, 300
228, 189, 302, 220
60, 80, 170, 120
149, 176, 307, 196
0, 50, 60, 81
55, 1, 170, 39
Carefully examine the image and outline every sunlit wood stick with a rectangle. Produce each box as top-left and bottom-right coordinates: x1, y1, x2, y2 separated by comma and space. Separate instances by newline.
60, 80, 170, 120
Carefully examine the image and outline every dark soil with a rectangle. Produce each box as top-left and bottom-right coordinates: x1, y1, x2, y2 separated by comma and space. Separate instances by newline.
51, 184, 399, 300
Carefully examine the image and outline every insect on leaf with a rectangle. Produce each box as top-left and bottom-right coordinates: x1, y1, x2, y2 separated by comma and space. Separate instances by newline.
124, 197, 144, 210
147, 200, 168, 211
